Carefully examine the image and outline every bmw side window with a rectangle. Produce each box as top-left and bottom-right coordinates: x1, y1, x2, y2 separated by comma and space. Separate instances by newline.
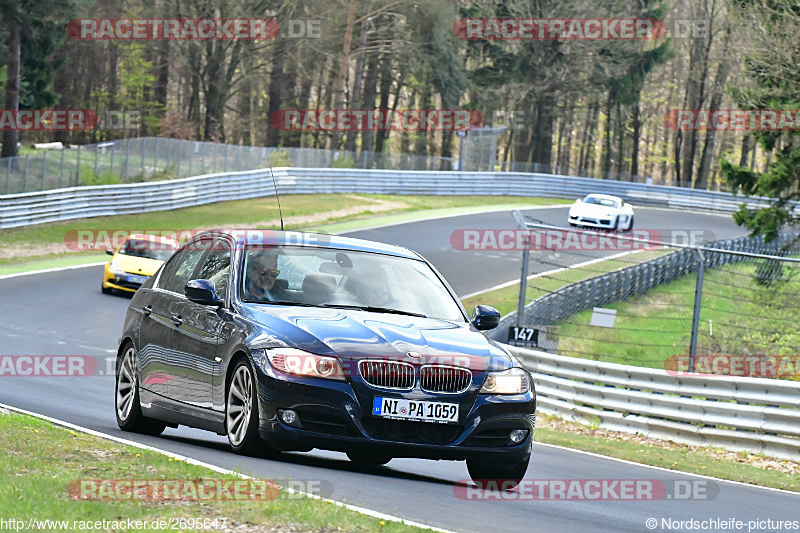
195, 242, 231, 300
159, 247, 206, 295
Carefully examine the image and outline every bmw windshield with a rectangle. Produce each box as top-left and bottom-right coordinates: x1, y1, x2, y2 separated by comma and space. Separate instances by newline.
240, 245, 466, 322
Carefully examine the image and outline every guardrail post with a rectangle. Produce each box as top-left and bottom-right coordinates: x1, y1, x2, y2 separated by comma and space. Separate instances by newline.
516, 232, 531, 328
689, 248, 705, 372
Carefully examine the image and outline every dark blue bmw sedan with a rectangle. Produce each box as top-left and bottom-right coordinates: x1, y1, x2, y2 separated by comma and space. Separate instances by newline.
115, 229, 535, 485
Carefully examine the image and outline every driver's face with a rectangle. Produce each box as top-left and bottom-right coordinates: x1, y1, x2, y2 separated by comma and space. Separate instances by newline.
360, 277, 389, 306
249, 255, 279, 291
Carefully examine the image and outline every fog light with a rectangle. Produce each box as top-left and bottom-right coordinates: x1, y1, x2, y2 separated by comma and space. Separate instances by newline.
279, 409, 298, 426
509, 429, 528, 443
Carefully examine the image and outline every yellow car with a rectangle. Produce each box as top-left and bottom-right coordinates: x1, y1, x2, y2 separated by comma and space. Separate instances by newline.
102, 234, 178, 295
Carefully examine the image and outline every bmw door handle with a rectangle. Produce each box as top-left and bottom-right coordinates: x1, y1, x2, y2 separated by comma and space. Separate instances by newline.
142, 305, 152, 317
171, 314, 183, 326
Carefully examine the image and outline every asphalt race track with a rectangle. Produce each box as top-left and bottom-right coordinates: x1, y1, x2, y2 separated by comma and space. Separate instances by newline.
2, 206, 798, 532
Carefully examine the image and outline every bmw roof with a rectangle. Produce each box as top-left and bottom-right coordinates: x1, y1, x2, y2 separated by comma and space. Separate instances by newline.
200, 229, 423, 260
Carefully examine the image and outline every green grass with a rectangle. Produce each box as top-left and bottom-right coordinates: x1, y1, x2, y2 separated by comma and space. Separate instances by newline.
534, 414, 799, 492
2, 406, 796, 533
461, 249, 670, 317
0, 193, 568, 266
551, 259, 800, 372
0, 410, 430, 532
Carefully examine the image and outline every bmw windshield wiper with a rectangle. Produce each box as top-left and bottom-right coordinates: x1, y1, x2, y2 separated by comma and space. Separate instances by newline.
319, 304, 427, 318
245, 300, 427, 318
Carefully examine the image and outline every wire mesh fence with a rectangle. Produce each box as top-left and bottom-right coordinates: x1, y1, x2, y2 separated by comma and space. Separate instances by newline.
500, 220, 800, 380
1, 137, 461, 195
3, 135, 688, 195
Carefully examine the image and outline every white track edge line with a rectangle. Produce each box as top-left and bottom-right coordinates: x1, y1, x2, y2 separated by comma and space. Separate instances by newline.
459, 249, 642, 300
534, 441, 800, 497
0, 205, 567, 281
0, 261, 107, 280
335, 203, 568, 235
0, 402, 454, 533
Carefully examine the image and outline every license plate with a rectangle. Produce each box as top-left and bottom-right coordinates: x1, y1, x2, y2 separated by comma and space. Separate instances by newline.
125, 274, 148, 284
372, 397, 459, 424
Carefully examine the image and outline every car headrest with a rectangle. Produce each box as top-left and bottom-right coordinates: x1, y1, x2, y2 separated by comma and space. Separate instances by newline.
301, 274, 336, 304
274, 278, 289, 291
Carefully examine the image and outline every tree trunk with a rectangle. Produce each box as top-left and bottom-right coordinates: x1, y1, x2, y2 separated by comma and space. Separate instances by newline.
373, 54, 393, 154
265, 39, 286, 147
532, 97, 554, 171
1, 3, 21, 159
602, 90, 614, 178
695, 38, 731, 190
630, 98, 641, 180
330, 0, 358, 151
344, 0, 373, 153
360, 51, 380, 156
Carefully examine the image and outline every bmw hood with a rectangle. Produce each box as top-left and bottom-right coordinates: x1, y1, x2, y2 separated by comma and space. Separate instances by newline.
244, 304, 513, 370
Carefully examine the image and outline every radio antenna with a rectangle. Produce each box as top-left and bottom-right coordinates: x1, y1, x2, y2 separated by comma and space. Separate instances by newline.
270, 166, 285, 231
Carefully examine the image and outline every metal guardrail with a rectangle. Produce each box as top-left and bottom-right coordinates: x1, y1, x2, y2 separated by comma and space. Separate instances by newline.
509, 345, 800, 461
0, 167, 782, 228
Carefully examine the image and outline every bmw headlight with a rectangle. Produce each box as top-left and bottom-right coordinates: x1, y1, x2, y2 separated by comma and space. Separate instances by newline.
256, 347, 345, 381
480, 368, 531, 394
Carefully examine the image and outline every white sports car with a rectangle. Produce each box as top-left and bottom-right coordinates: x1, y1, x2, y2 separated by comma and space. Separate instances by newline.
568, 194, 634, 231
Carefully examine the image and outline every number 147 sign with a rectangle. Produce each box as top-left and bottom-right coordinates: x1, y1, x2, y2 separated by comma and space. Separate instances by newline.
508, 326, 539, 347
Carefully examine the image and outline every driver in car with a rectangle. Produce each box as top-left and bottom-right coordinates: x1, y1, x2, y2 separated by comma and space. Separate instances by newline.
244, 252, 286, 301
356, 266, 393, 307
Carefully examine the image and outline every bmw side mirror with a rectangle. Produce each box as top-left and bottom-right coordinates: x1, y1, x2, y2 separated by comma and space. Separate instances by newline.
106, 249, 114, 255
185, 279, 223, 306
471, 305, 501, 331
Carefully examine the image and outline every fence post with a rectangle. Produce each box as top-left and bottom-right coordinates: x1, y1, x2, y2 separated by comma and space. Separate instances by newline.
76, 145, 81, 186
516, 232, 531, 328
23, 155, 29, 192
110, 142, 116, 178
141, 137, 146, 179
58, 148, 65, 189
6, 157, 11, 194
41, 150, 47, 191
689, 248, 705, 372
154, 137, 159, 177
124, 138, 130, 181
